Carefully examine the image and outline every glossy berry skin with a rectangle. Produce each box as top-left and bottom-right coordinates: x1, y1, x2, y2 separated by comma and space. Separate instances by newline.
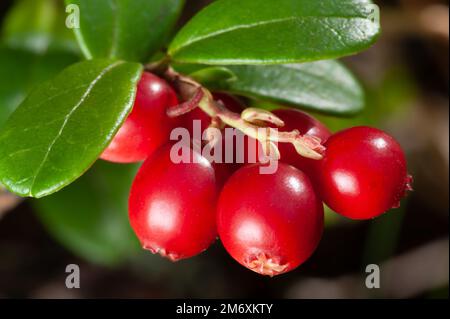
101, 72, 180, 163
217, 163, 324, 276
129, 144, 218, 261
314, 126, 411, 220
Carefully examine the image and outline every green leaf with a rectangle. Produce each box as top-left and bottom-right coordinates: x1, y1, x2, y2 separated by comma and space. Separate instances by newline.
34, 161, 140, 266
67, 0, 185, 62
0, 47, 79, 127
169, 0, 380, 65
0, 59, 143, 198
314, 65, 417, 131
2, 0, 79, 54
220, 61, 365, 116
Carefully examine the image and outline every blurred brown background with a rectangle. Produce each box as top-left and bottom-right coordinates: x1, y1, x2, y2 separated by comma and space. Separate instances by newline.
0, 0, 448, 299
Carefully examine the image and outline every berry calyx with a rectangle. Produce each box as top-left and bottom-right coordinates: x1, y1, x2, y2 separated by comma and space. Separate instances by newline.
217, 163, 324, 276
128, 144, 218, 261
101, 72, 180, 163
313, 126, 412, 220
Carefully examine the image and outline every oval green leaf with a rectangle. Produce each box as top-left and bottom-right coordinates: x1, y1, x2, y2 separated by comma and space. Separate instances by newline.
220, 61, 365, 116
34, 161, 140, 266
67, 0, 185, 62
0, 59, 143, 198
169, 0, 380, 65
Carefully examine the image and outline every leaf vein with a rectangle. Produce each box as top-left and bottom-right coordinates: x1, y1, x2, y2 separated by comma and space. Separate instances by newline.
318, 19, 348, 48
28, 61, 124, 196
171, 15, 369, 55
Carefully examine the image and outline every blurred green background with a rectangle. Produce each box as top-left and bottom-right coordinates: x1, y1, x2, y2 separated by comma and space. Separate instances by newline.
0, 0, 448, 298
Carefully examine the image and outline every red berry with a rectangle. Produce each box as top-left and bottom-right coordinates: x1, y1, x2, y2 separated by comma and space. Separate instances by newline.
314, 126, 412, 220
273, 109, 330, 142
242, 109, 331, 172
217, 163, 324, 276
128, 144, 218, 261
273, 109, 331, 174
101, 72, 180, 163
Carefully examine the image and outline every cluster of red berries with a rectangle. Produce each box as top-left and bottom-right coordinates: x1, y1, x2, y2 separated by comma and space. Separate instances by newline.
101, 72, 412, 277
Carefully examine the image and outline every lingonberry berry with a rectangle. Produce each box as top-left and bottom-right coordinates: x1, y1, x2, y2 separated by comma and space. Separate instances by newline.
242, 109, 330, 172
101, 72, 180, 163
273, 109, 331, 175
128, 144, 218, 261
313, 126, 412, 220
217, 163, 324, 276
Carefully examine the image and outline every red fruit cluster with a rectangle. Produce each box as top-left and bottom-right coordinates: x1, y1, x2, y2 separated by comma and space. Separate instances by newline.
102, 72, 412, 276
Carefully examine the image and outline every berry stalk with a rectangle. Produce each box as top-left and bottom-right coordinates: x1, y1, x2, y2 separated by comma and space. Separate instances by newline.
163, 67, 325, 161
